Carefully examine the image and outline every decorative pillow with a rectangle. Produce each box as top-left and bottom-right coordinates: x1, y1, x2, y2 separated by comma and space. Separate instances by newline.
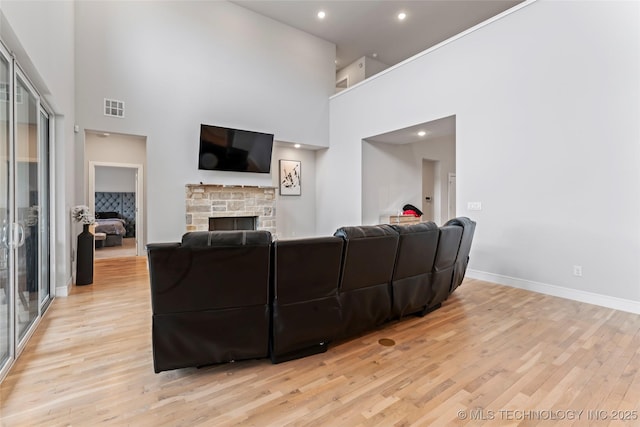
97, 211, 120, 219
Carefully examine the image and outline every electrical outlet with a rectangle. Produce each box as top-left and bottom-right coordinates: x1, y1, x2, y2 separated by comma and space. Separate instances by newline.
573, 265, 583, 277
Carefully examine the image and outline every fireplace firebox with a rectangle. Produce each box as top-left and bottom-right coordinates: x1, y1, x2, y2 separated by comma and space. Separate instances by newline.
209, 216, 258, 231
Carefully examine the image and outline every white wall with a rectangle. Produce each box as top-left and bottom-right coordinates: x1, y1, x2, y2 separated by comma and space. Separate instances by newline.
362, 142, 419, 225
0, 1, 76, 294
95, 167, 136, 193
362, 134, 455, 225
74, 0, 334, 242
320, 1, 640, 307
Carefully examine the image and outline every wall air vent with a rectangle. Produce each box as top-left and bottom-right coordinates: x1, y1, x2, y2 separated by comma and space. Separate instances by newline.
104, 98, 125, 118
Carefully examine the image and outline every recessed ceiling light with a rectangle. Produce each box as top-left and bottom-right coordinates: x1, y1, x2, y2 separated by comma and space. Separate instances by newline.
294, 144, 301, 148
397, 12, 407, 21
372, 53, 378, 58
317, 10, 326, 19
418, 131, 426, 137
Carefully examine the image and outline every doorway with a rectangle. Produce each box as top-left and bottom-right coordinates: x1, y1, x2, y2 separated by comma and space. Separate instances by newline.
88, 162, 144, 258
422, 159, 437, 222
84, 131, 146, 258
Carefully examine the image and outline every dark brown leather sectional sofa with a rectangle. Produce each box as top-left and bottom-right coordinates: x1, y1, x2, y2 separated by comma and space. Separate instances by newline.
146, 217, 475, 373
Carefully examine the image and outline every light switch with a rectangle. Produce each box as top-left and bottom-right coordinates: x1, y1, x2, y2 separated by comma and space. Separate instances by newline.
467, 202, 482, 211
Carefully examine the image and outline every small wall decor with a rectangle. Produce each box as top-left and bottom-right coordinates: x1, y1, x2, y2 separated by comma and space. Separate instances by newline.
279, 159, 301, 196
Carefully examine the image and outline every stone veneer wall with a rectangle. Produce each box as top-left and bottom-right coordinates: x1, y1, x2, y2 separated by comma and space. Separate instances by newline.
185, 184, 276, 236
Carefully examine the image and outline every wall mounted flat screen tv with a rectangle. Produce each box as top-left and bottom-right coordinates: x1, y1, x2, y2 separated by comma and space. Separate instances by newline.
198, 124, 274, 173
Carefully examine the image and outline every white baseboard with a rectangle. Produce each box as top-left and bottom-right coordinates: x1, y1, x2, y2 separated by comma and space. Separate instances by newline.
466, 269, 640, 315
55, 277, 73, 298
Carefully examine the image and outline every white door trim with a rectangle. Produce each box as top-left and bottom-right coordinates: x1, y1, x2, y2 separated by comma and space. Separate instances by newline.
448, 172, 456, 220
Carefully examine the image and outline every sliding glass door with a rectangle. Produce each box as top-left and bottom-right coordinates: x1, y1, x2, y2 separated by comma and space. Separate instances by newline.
0, 44, 52, 380
15, 72, 39, 342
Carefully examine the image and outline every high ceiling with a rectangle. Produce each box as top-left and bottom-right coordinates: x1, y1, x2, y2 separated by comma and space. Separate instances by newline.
232, 0, 523, 70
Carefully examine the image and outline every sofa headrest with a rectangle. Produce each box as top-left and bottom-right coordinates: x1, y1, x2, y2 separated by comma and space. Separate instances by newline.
181, 230, 272, 248
334, 224, 397, 240
444, 216, 476, 229
274, 236, 344, 249
391, 221, 438, 235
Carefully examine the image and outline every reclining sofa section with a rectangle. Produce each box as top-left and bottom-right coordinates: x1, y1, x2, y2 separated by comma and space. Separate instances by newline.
271, 236, 344, 363
147, 231, 272, 373
147, 217, 476, 372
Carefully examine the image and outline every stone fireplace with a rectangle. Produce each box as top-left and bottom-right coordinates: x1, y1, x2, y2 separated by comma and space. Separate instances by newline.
186, 184, 276, 236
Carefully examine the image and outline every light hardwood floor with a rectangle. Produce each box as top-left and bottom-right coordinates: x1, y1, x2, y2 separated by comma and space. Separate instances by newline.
94, 237, 137, 260
1, 257, 639, 426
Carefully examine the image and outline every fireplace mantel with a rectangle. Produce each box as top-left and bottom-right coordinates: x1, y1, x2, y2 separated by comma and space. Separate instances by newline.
185, 184, 276, 236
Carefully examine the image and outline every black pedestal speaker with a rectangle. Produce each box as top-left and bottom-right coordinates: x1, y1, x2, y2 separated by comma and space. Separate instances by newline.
76, 224, 94, 285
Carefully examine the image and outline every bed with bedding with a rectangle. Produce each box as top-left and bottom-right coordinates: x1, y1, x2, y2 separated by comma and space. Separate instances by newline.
95, 212, 127, 247
94, 191, 137, 248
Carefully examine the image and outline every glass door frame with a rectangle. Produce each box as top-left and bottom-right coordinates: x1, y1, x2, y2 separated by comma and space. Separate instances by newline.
13, 64, 42, 355
0, 40, 15, 382
38, 106, 53, 313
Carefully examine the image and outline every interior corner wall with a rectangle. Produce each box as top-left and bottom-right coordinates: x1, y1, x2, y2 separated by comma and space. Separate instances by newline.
321, 1, 640, 304
363, 56, 389, 79
336, 57, 366, 88
362, 142, 421, 225
411, 135, 455, 224
271, 145, 316, 239
74, 0, 334, 243
1, 1, 76, 293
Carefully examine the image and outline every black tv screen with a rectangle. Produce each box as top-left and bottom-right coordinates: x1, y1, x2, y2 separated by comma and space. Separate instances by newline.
198, 124, 274, 173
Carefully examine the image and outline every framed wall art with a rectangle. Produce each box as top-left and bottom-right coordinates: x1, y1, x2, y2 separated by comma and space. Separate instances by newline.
279, 159, 301, 196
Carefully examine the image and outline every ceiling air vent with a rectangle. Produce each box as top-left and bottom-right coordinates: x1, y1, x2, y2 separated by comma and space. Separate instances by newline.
104, 98, 125, 118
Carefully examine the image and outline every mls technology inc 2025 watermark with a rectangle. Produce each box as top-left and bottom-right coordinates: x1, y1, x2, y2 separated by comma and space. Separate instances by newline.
457, 409, 638, 422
